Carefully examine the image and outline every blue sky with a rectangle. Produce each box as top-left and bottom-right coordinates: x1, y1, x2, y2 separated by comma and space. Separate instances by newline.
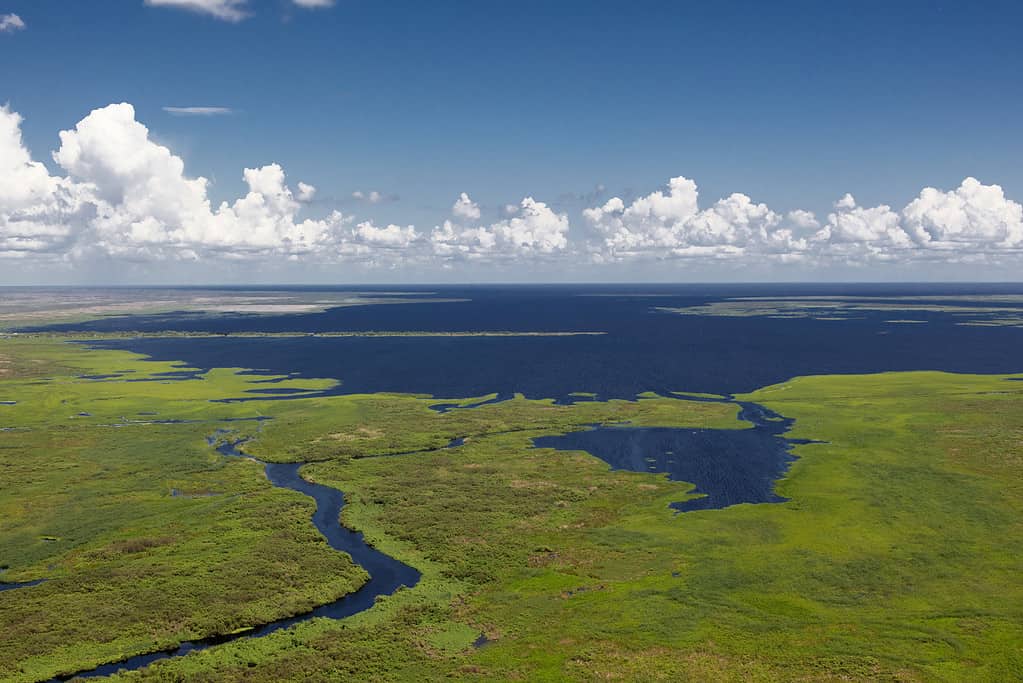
1, 0, 1022, 283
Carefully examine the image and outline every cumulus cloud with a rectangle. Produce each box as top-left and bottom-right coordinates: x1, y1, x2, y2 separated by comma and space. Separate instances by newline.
583, 176, 804, 260
4, 101, 1023, 273
144, 0, 249, 22
0, 103, 379, 261
1, 102, 577, 267
451, 192, 481, 221
432, 196, 569, 260
785, 209, 819, 231
3, 103, 538, 268
163, 106, 234, 116
809, 195, 911, 263
0, 107, 59, 212
583, 175, 1023, 266
50, 104, 344, 258
292, 0, 335, 7
0, 105, 83, 257
902, 177, 1023, 251
0, 13, 25, 32
354, 221, 419, 248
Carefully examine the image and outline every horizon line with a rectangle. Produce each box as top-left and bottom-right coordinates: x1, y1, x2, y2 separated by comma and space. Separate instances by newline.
2, 281, 1023, 289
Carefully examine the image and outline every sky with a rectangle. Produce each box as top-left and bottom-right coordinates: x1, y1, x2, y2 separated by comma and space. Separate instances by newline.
1, 0, 1022, 284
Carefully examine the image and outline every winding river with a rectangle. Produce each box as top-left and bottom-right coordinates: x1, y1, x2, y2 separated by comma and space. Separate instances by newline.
40, 395, 806, 680
51, 437, 421, 681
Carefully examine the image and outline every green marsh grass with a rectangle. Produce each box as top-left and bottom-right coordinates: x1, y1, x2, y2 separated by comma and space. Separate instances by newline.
1, 338, 1020, 681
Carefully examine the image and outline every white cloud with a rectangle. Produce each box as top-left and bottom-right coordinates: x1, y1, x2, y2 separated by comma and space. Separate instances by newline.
144, 0, 333, 21
0, 103, 424, 266
808, 194, 910, 263
786, 209, 819, 231
583, 176, 798, 260
0, 105, 83, 256
902, 177, 1023, 251
352, 190, 400, 205
497, 198, 570, 253
4, 101, 1023, 274
583, 175, 1023, 266
163, 106, 234, 116
451, 192, 481, 221
808, 182, 1023, 263
583, 177, 699, 253
144, 0, 249, 22
0, 106, 59, 212
432, 196, 569, 260
352, 190, 382, 203
3, 103, 565, 266
820, 196, 904, 245
0, 13, 25, 32
40, 103, 348, 259
354, 221, 419, 248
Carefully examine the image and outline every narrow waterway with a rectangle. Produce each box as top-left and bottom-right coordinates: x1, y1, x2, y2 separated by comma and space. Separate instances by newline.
0, 579, 44, 592
52, 437, 420, 681
46, 395, 810, 680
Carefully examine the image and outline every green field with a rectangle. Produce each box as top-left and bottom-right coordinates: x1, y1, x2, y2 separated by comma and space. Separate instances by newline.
1, 338, 1021, 681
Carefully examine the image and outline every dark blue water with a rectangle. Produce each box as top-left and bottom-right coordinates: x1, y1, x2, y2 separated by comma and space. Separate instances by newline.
534, 402, 818, 512
54, 437, 420, 681
0, 579, 44, 592
37, 284, 1022, 401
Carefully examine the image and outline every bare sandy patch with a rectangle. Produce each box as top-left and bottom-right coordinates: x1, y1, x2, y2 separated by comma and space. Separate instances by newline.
324, 426, 384, 441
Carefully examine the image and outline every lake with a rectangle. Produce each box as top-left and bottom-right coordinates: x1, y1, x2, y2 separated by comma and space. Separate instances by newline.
30, 283, 1023, 400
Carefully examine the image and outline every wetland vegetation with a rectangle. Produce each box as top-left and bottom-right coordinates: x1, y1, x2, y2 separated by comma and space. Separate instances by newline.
656, 294, 1023, 327
1, 332, 1021, 681
0, 288, 463, 331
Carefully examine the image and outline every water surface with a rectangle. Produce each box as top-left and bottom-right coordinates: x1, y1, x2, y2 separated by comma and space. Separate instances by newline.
42, 284, 1022, 401
534, 402, 815, 511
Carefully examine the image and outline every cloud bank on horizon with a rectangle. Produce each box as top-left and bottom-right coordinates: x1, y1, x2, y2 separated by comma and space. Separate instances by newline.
1, 102, 1021, 275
